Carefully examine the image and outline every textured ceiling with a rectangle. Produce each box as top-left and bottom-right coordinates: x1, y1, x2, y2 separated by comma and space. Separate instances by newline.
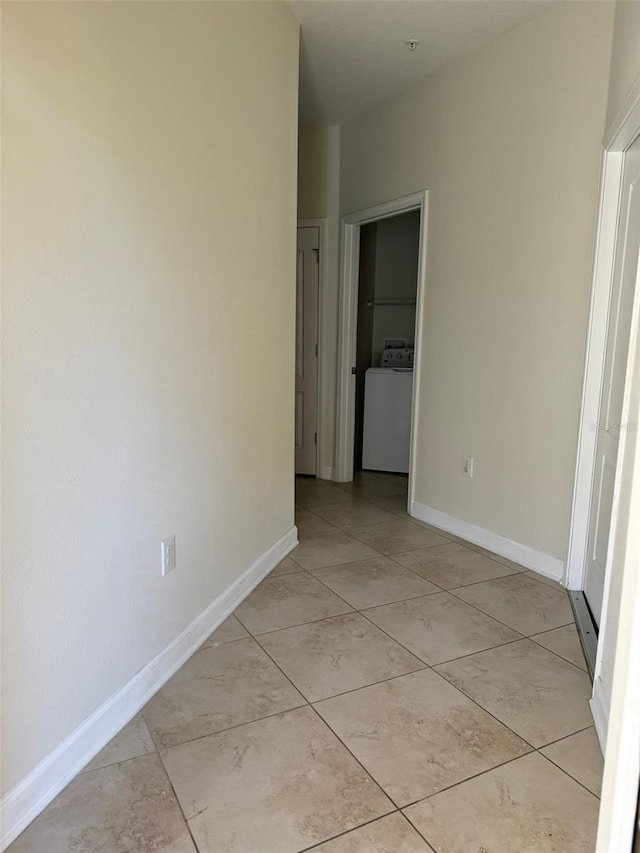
290, 1, 557, 125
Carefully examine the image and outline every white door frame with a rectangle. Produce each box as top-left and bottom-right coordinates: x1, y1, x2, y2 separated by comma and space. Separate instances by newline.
297, 219, 326, 478
335, 190, 428, 509
564, 78, 640, 852
595, 231, 640, 851
566, 80, 640, 591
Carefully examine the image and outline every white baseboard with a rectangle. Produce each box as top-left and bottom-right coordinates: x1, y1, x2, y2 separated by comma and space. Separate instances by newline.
590, 675, 609, 753
0, 526, 298, 851
318, 466, 335, 481
410, 501, 565, 582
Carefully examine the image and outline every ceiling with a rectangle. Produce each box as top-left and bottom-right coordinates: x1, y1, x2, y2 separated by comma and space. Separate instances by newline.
290, 0, 557, 125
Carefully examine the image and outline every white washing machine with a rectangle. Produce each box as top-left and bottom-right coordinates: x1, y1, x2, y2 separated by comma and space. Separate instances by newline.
362, 349, 414, 473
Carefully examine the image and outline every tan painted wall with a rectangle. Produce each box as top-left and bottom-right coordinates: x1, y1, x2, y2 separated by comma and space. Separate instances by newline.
606, 0, 640, 127
298, 125, 329, 219
340, 1, 614, 561
1, 1, 299, 793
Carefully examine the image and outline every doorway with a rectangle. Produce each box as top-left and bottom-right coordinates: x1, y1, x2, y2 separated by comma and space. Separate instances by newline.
295, 226, 320, 476
567, 118, 640, 677
583, 134, 640, 627
335, 191, 428, 507
353, 211, 420, 474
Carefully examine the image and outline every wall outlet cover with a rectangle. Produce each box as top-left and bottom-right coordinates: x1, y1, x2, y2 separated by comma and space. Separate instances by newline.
161, 535, 176, 576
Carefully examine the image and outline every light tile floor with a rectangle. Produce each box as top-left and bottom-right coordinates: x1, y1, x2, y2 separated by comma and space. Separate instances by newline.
9, 471, 603, 853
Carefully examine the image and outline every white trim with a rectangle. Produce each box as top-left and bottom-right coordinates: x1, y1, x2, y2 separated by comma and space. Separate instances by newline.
318, 465, 334, 480
593, 167, 640, 851
335, 191, 428, 483
567, 76, 640, 592
603, 74, 640, 151
566, 151, 623, 589
567, 76, 640, 853
411, 500, 565, 581
297, 219, 325, 479
0, 527, 298, 851
408, 200, 429, 510
342, 192, 426, 226
335, 222, 360, 481
590, 676, 609, 753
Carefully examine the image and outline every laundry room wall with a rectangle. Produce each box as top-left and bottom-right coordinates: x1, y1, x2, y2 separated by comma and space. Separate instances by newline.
340, 1, 614, 569
371, 211, 420, 366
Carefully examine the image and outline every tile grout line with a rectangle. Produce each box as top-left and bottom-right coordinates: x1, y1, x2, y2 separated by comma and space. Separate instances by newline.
250, 636, 402, 828
537, 747, 602, 800
292, 568, 543, 755
254, 635, 428, 704
306, 702, 400, 812
142, 714, 203, 853
295, 811, 405, 853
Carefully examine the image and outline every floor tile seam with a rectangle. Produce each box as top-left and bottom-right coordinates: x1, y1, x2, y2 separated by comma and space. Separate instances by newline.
338, 525, 445, 550
249, 616, 428, 703
353, 600, 525, 667
432, 652, 594, 748
151, 701, 310, 757
315, 517, 401, 535
382, 558, 565, 603
520, 571, 567, 589
266, 662, 429, 710
426, 586, 531, 638
78, 747, 159, 777
535, 750, 602, 800
425, 666, 539, 752
237, 610, 360, 639
527, 635, 590, 673
142, 719, 202, 852
398, 749, 542, 813
459, 541, 530, 573
445, 586, 571, 638
537, 723, 596, 750
399, 806, 440, 850
291, 541, 391, 569
530, 621, 577, 638
308, 584, 444, 610
295, 810, 403, 853
383, 542, 524, 583
383, 552, 451, 590
446, 573, 570, 602
306, 571, 440, 660
306, 702, 399, 810
299, 495, 393, 513
294, 607, 537, 753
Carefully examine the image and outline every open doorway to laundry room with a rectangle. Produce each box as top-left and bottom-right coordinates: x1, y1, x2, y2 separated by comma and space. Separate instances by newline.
354, 210, 420, 484
336, 191, 428, 509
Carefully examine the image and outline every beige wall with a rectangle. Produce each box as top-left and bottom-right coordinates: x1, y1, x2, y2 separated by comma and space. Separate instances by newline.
298, 125, 329, 219
1, 1, 298, 794
606, 0, 640, 127
340, 1, 614, 562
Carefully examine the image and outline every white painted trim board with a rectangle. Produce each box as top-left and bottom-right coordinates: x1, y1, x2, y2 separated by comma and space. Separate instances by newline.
336, 190, 429, 483
411, 500, 564, 581
0, 526, 298, 851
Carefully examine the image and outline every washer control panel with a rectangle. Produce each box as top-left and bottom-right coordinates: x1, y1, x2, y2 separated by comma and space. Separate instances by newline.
379, 347, 414, 368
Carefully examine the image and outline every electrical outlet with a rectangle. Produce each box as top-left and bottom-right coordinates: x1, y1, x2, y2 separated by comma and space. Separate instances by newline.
462, 455, 474, 478
161, 535, 176, 576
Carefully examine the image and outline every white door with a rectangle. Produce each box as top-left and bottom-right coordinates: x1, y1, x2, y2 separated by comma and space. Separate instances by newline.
584, 135, 640, 625
295, 227, 319, 475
